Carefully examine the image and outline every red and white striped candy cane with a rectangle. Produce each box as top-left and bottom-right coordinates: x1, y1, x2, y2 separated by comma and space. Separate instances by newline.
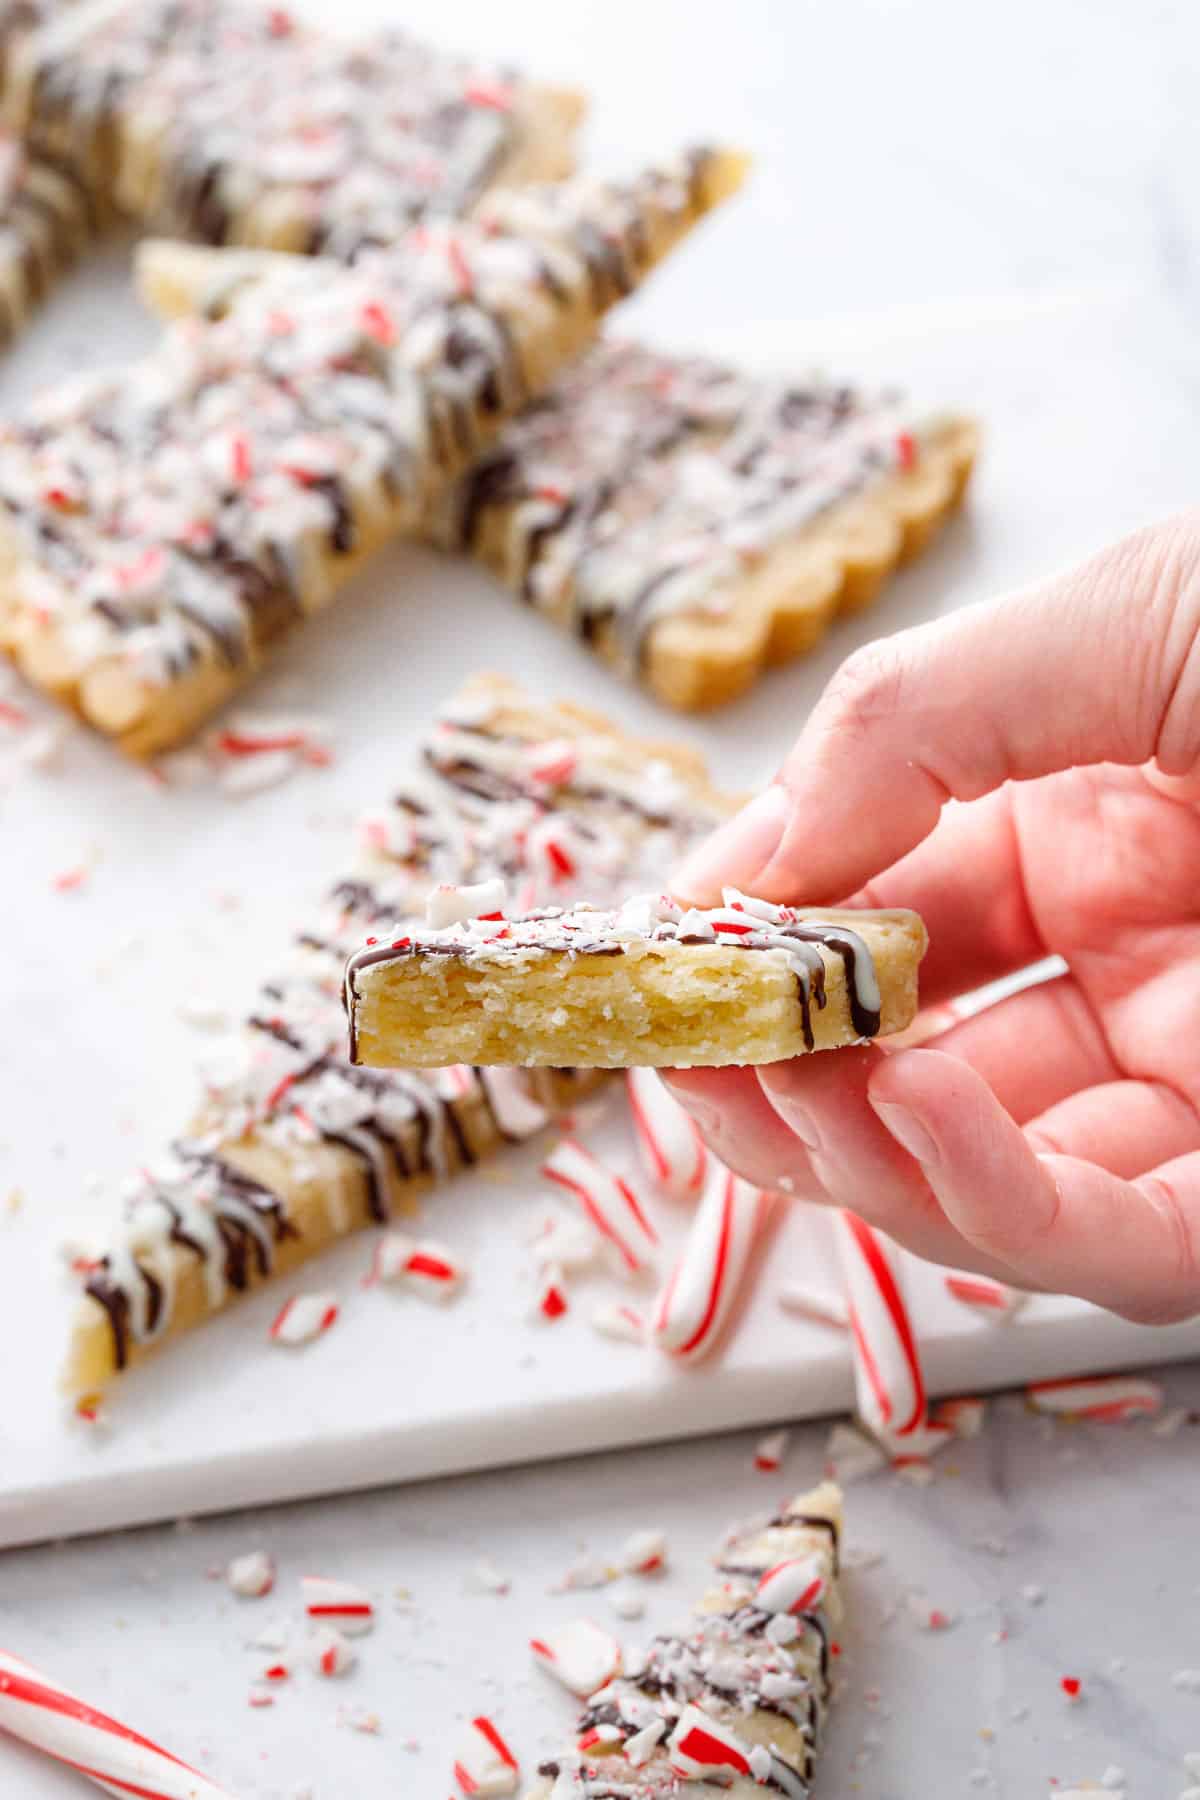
542, 1139, 658, 1278
650, 1166, 772, 1362
1026, 1373, 1163, 1422
625, 1068, 707, 1202
944, 1271, 1027, 1320
834, 1210, 927, 1440
0, 1649, 238, 1798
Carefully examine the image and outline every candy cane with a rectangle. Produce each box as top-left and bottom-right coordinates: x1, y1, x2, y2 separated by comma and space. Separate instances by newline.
944, 1272, 1027, 1320
542, 1140, 658, 1278
625, 1068, 707, 1202
650, 1166, 772, 1362
1026, 1374, 1163, 1422
754, 1554, 827, 1616
0, 1649, 239, 1799
834, 1210, 927, 1440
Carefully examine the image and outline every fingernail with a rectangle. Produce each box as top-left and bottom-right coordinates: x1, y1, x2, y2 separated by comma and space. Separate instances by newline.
765, 1090, 821, 1152
673, 784, 792, 905
871, 1099, 939, 1165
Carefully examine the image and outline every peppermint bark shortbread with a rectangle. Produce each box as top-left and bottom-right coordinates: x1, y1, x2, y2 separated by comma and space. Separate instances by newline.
526, 1480, 843, 1798
62, 676, 735, 1396
0, 127, 96, 343
0, 150, 745, 757
345, 889, 926, 1069
431, 340, 977, 710
3, 0, 583, 252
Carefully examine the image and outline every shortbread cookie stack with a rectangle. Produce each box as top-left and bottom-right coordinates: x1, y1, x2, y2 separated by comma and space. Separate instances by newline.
0, 149, 744, 754
62, 677, 735, 1395
527, 1481, 844, 1797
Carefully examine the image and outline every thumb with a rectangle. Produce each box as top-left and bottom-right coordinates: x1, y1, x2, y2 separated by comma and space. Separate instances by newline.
675, 512, 1200, 905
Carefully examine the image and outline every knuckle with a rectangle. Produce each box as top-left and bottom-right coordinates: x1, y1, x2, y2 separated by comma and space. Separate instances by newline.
818, 641, 909, 744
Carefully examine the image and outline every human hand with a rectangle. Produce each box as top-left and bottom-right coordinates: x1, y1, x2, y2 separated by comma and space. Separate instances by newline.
666, 515, 1200, 1324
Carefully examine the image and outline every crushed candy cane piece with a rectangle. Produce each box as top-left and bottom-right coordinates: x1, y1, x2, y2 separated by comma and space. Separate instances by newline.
426, 878, 507, 929
590, 1302, 645, 1344
532, 1265, 569, 1322
530, 1619, 622, 1696
338, 1706, 381, 1734
227, 1551, 275, 1598
302, 1576, 374, 1634
1061, 1675, 1083, 1701
777, 1280, 849, 1330
824, 1420, 888, 1485
453, 1715, 520, 1796
469, 1558, 512, 1595
755, 1554, 827, 1616
220, 748, 298, 795
944, 1272, 1028, 1319
248, 1686, 274, 1708
530, 1211, 600, 1273
307, 1626, 357, 1677
932, 1396, 988, 1438
610, 1589, 646, 1622
753, 1428, 790, 1473
543, 1139, 658, 1278
370, 1233, 466, 1301
620, 1529, 667, 1576
668, 1705, 755, 1781
555, 1553, 617, 1593
906, 1595, 956, 1631
625, 1718, 667, 1766
1026, 1374, 1163, 1422
270, 1292, 339, 1346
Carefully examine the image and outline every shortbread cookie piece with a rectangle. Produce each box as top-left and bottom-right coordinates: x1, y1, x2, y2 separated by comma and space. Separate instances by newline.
0, 128, 96, 341
4, 0, 582, 251
62, 676, 735, 1395
0, 151, 744, 757
346, 888, 926, 1069
430, 339, 977, 709
526, 1481, 843, 1797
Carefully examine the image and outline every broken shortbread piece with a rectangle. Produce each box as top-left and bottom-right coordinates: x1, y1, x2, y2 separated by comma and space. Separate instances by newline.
524, 1480, 843, 1797
345, 887, 926, 1068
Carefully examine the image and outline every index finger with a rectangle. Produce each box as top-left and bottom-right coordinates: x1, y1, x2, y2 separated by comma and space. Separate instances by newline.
674, 514, 1200, 906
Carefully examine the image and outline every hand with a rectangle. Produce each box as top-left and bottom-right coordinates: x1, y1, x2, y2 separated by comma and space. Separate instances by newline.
667, 514, 1200, 1324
